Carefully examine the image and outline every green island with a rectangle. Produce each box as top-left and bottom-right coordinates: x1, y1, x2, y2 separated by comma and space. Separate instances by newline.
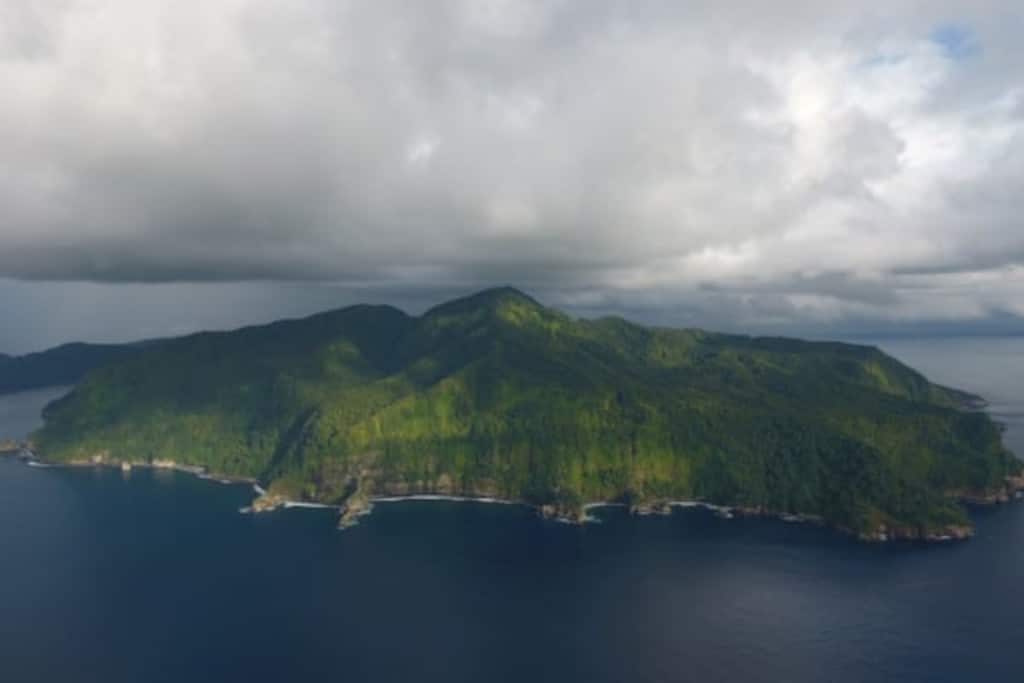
29, 287, 1024, 540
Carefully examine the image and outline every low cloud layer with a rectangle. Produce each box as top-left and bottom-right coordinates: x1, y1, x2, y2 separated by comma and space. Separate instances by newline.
2, 0, 1023, 336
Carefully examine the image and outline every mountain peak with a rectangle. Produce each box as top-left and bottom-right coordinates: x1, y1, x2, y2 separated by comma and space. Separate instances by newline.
421, 286, 542, 319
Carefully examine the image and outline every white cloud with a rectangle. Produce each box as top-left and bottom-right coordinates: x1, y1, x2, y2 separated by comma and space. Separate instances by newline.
0, 0, 1022, 330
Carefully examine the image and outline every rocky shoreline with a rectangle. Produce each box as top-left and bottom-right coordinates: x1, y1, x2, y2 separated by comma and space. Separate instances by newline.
6, 445, 258, 487
12, 443, 1023, 545
244, 479, 1024, 543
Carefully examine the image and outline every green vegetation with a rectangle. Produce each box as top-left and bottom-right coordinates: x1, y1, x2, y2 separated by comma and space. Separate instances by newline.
33, 287, 1021, 536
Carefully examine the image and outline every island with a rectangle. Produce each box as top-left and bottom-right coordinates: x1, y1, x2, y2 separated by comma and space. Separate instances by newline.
27, 287, 1024, 541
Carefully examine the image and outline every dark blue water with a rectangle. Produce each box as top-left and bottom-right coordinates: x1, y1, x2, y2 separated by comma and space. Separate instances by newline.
1, 338, 1022, 683
0, 385, 71, 444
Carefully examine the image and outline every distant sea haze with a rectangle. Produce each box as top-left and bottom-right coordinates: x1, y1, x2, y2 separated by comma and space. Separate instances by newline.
870, 337, 1024, 457
0, 385, 70, 441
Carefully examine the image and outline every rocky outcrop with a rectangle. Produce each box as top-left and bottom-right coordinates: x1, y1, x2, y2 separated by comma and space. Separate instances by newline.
337, 493, 373, 529
732, 505, 825, 525
73, 451, 110, 465
955, 488, 1011, 505
149, 459, 206, 475
367, 475, 504, 500
1007, 474, 1024, 497
857, 523, 974, 543
250, 493, 287, 513
538, 502, 588, 524
630, 500, 673, 516
949, 473, 1024, 505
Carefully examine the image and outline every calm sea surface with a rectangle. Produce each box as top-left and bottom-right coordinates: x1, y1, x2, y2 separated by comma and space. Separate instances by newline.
1, 338, 1022, 683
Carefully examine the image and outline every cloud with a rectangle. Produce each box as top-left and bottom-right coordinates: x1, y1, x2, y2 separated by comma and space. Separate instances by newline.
0, 0, 1023, 331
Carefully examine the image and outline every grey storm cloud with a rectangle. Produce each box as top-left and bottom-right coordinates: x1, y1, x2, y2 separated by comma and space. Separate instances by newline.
1, 0, 1024, 336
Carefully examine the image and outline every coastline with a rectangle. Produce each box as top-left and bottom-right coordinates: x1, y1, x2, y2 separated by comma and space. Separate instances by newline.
10, 443, 1023, 544
4, 445, 258, 488
242, 485, 1023, 543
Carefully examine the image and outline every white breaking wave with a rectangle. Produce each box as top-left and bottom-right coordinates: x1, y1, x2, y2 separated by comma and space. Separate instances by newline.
371, 494, 517, 505
283, 501, 335, 509
582, 502, 628, 511
667, 500, 732, 513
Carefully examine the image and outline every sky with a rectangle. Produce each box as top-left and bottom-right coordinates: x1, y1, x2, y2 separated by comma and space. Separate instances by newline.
2, 0, 1023, 354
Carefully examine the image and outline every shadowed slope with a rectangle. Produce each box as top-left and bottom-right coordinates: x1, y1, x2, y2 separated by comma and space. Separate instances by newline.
0, 342, 151, 394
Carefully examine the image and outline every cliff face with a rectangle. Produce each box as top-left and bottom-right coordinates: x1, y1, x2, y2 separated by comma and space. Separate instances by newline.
32, 287, 1022, 538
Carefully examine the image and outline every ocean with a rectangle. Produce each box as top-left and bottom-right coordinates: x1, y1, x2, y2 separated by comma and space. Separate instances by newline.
1, 337, 1022, 683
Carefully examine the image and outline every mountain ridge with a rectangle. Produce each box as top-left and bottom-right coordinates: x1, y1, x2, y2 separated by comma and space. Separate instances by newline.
0, 341, 154, 395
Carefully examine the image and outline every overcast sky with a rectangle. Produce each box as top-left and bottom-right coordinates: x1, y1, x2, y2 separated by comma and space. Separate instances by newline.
2, 1, 1023, 353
